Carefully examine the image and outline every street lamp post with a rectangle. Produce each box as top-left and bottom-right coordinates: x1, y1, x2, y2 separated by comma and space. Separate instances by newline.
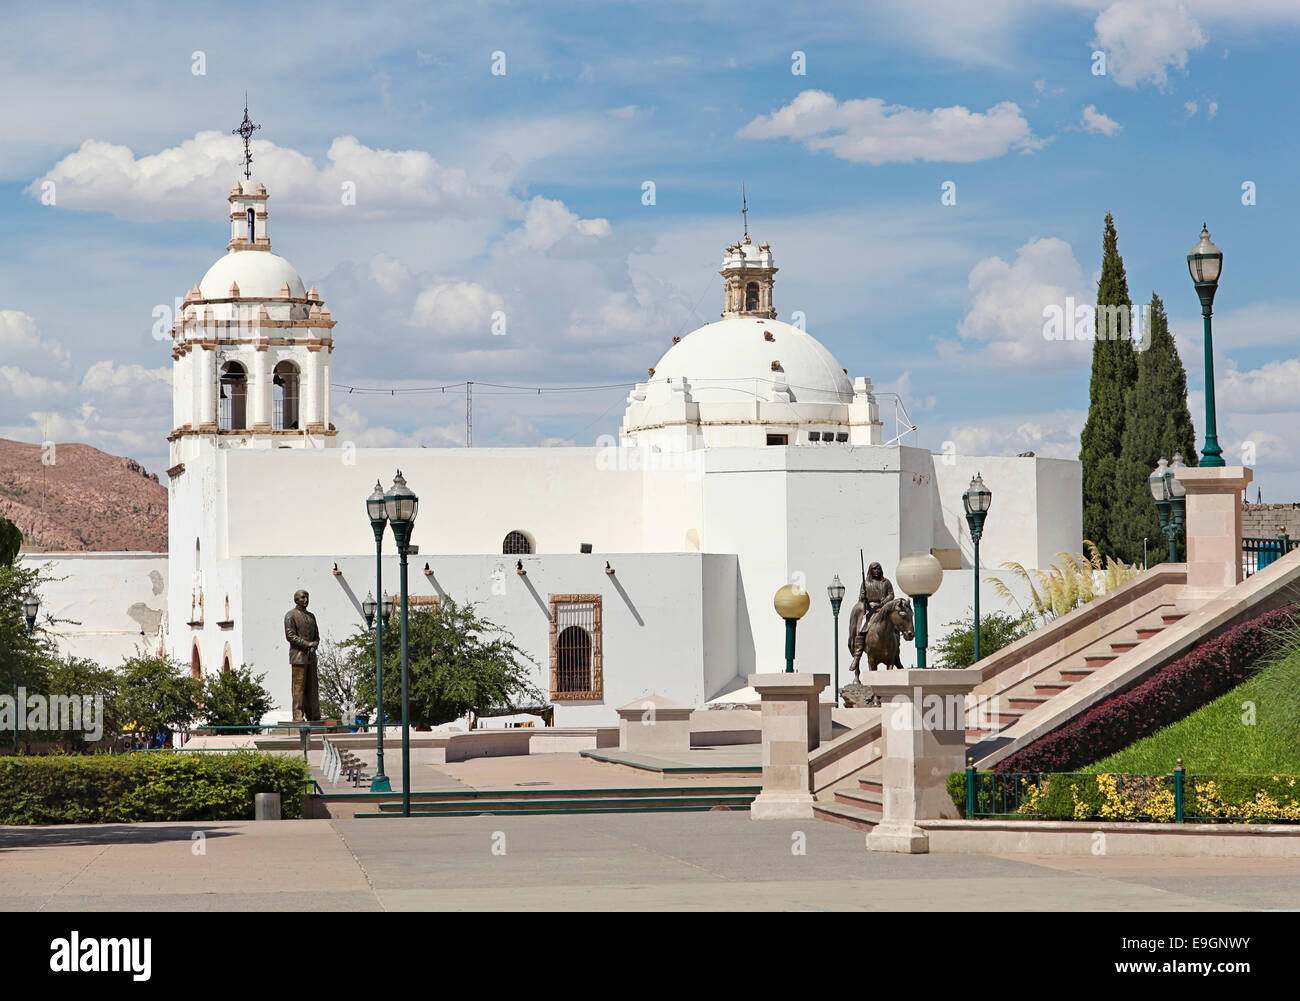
365, 482, 392, 792
383, 470, 418, 817
773, 584, 811, 672
896, 553, 943, 669
827, 576, 845, 704
961, 473, 992, 664
1149, 454, 1188, 563
1188, 225, 1225, 467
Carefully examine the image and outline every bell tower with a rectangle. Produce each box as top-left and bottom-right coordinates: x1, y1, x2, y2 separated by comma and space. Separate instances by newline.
720, 235, 778, 319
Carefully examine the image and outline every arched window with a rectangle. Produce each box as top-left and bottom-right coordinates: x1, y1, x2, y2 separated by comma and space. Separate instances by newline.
555, 625, 592, 693
273, 360, 300, 430
191, 641, 202, 680
745, 281, 760, 311
502, 531, 532, 555
246, 207, 256, 243
219, 361, 248, 430
221, 644, 233, 673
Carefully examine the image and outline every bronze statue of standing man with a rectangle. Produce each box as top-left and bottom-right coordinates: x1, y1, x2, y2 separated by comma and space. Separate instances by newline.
285, 589, 321, 721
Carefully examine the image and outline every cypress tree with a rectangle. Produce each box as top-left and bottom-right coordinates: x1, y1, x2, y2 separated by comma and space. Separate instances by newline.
1113, 293, 1199, 565
1078, 213, 1137, 559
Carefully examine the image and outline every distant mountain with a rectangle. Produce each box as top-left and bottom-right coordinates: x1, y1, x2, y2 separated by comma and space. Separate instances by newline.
0, 438, 166, 552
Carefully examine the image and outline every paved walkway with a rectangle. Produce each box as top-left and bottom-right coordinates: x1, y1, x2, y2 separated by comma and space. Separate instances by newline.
2, 813, 1298, 911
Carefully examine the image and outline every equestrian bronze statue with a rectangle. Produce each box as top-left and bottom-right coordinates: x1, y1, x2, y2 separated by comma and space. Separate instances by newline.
848, 561, 915, 679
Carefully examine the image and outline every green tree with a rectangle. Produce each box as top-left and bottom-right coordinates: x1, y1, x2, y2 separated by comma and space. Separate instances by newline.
118, 656, 201, 741
0, 561, 55, 698
1113, 292, 1200, 564
317, 638, 373, 722
348, 598, 544, 728
200, 664, 276, 732
44, 655, 123, 752
933, 611, 1034, 668
0, 517, 21, 567
1079, 212, 1138, 559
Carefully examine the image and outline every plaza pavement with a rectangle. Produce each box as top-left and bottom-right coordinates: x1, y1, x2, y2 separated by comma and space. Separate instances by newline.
2, 813, 1299, 911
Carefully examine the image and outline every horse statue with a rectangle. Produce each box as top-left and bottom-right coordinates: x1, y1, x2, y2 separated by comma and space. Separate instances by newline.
848, 593, 916, 679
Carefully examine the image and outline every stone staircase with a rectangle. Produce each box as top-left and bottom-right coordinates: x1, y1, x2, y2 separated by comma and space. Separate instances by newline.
812, 591, 1188, 833
354, 784, 760, 818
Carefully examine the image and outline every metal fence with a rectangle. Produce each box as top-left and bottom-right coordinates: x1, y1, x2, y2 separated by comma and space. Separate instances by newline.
1242, 534, 1299, 577
964, 766, 1300, 824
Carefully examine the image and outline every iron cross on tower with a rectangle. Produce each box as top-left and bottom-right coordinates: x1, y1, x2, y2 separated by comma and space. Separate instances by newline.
232, 96, 260, 180
741, 183, 749, 241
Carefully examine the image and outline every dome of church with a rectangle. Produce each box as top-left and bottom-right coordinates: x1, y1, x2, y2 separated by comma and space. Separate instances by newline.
650, 316, 851, 404
199, 251, 307, 300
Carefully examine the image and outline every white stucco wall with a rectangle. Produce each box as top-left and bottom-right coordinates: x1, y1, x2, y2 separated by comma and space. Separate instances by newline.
24, 553, 169, 667
209, 552, 740, 726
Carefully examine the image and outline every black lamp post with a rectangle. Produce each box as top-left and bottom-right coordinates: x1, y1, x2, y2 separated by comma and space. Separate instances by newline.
383, 470, 418, 816
1149, 454, 1187, 562
1188, 226, 1225, 467
362, 591, 377, 630
962, 473, 992, 663
827, 575, 845, 703
365, 481, 391, 793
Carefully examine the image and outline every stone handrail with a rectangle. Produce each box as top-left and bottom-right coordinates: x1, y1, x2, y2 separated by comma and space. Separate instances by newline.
808, 710, 881, 794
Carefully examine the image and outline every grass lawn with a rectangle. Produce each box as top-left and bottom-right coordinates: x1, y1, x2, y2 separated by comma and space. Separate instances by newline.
1083, 630, 1300, 776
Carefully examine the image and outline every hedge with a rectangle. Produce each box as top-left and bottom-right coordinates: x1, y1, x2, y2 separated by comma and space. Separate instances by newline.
0, 752, 311, 824
947, 770, 1300, 824
993, 604, 1296, 773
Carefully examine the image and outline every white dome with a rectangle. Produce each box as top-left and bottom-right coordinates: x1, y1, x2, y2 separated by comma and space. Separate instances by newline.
199, 251, 307, 300
649, 316, 851, 404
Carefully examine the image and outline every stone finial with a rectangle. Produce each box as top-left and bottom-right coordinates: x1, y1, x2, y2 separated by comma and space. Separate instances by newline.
309, 304, 322, 320
256, 183, 267, 195
648, 366, 656, 377
307, 285, 319, 300
764, 330, 774, 341
280, 281, 291, 299
257, 304, 270, 325
771, 360, 781, 371
319, 305, 332, 321
228, 281, 240, 297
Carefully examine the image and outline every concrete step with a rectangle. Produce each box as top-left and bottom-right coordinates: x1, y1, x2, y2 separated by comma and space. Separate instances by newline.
367, 791, 757, 816
1009, 695, 1047, 711
1059, 668, 1095, 683
833, 788, 882, 811
1084, 654, 1117, 668
1136, 626, 1164, 640
1032, 682, 1071, 695
1110, 641, 1139, 653
813, 801, 880, 832
858, 778, 883, 794
1162, 613, 1187, 625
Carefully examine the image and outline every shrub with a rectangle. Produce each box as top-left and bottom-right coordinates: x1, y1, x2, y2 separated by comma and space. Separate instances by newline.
988, 541, 1141, 625
947, 769, 1300, 824
201, 664, 276, 731
0, 752, 310, 824
994, 604, 1296, 773
934, 610, 1033, 668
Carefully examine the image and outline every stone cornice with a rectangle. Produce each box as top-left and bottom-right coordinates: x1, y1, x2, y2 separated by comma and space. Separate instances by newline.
168, 426, 340, 441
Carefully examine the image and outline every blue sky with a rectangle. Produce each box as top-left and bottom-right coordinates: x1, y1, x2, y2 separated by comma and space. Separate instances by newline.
4, 0, 1300, 499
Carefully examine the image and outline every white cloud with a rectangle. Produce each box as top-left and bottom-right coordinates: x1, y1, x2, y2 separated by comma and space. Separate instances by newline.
944, 409, 1087, 462
947, 237, 1091, 369
1184, 100, 1199, 115
28, 132, 507, 223
1094, 0, 1207, 88
502, 196, 611, 253
1080, 105, 1123, 135
79, 360, 170, 403
1218, 356, 1300, 413
738, 90, 1038, 164
411, 281, 506, 337
0, 310, 70, 372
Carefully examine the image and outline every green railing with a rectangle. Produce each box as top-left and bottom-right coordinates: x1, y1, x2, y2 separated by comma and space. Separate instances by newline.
1242, 533, 1298, 577
964, 763, 1300, 824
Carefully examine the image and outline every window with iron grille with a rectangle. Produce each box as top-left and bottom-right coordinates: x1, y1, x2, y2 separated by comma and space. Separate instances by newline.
549, 594, 602, 700
503, 531, 532, 555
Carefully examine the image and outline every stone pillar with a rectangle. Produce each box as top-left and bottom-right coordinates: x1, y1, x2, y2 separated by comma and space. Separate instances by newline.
1176, 466, 1253, 601
748, 672, 829, 820
250, 345, 271, 432
198, 345, 218, 432
864, 668, 981, 854
303, 345, 323, 432
617, 694, 693, 754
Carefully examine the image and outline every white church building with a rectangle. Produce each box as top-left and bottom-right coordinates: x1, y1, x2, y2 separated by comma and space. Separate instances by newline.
35, 178, 1082, 725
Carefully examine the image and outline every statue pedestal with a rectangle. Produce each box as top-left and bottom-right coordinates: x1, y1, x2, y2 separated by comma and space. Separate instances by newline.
863, 669, 981, 854
747, 673, 829, 820
1176, 465, 1253, 601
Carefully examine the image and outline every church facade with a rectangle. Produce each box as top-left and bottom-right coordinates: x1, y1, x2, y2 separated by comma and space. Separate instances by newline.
37, 178, 1081, 726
